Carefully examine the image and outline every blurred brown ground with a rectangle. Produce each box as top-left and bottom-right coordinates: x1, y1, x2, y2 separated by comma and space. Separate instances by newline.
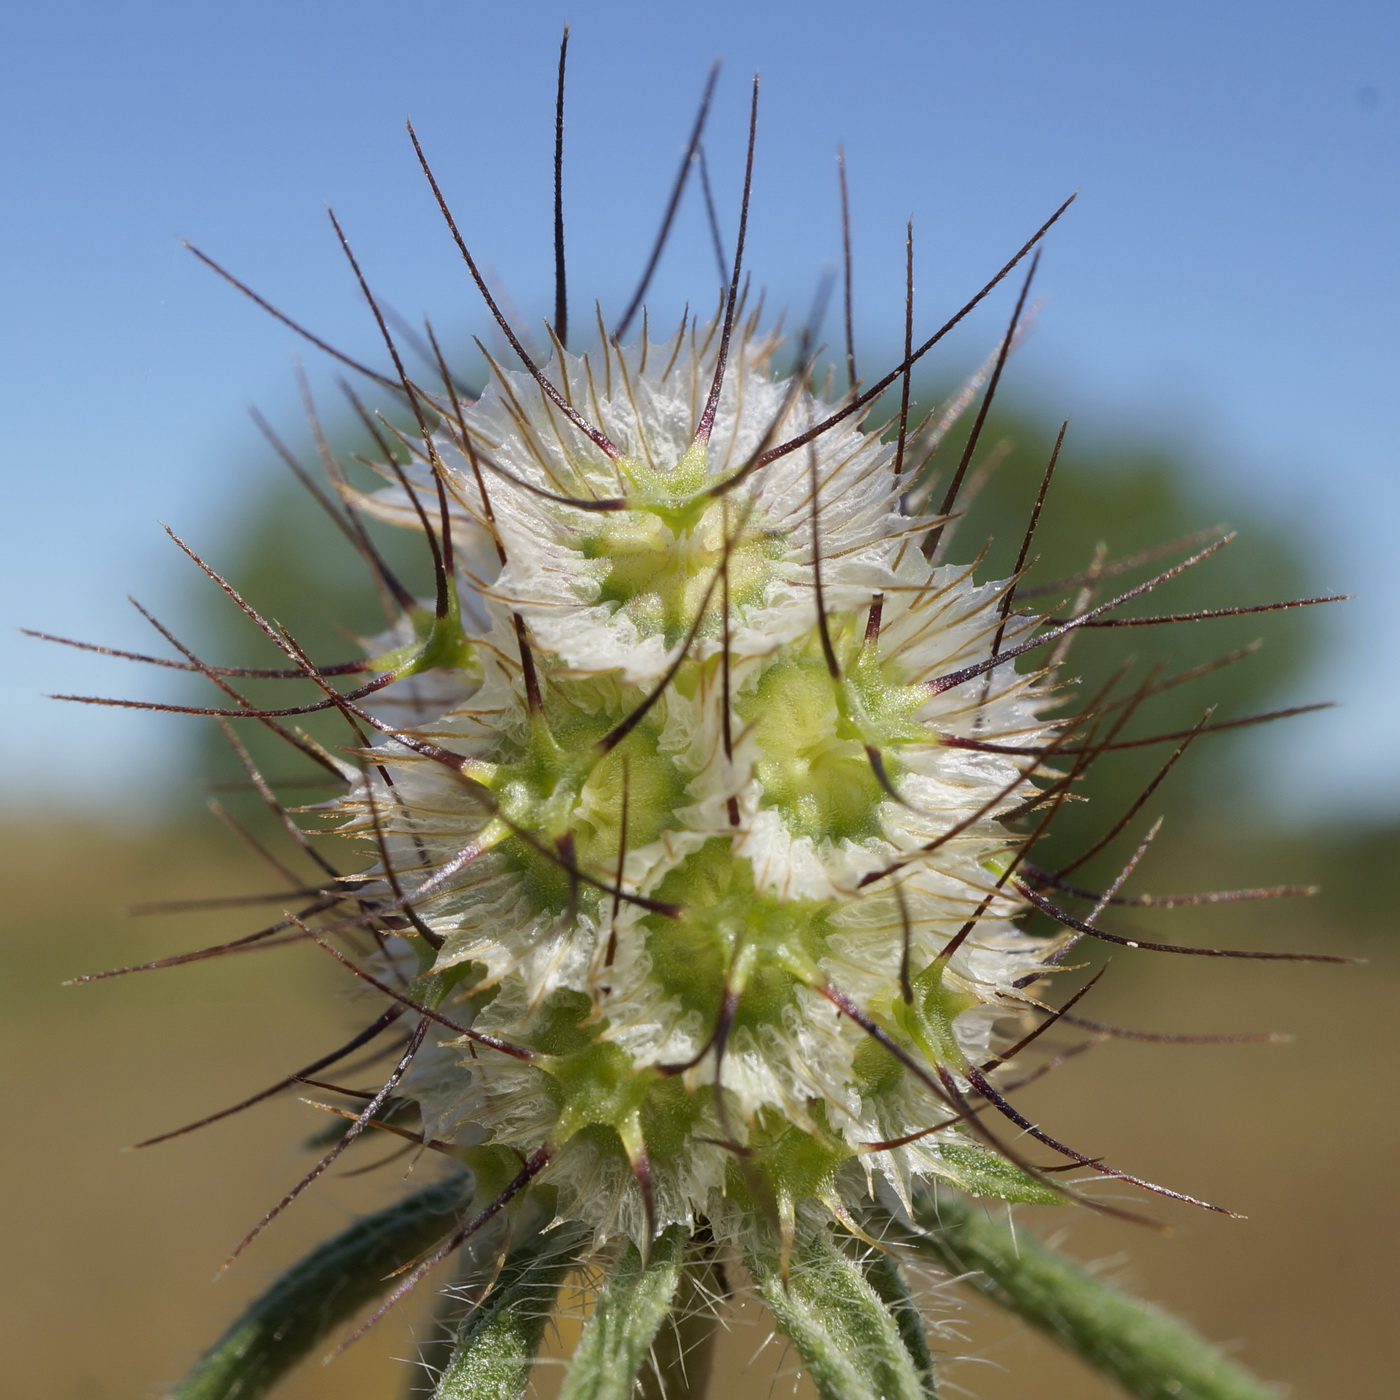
3, 819, 1396, 1399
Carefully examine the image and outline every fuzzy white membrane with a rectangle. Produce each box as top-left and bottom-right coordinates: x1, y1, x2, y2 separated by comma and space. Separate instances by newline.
343, 317, 1065, 1242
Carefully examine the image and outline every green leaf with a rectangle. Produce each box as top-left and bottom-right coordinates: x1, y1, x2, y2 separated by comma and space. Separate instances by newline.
933, 1139, 1067, 1205
558, 1226, 689, 1400
880, 1189, 1282, 1400
167, 1174, 473, 1400
743, 1212, 934, 1400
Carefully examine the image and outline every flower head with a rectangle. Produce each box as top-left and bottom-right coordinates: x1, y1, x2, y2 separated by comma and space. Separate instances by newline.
344, 311, 1063, 1248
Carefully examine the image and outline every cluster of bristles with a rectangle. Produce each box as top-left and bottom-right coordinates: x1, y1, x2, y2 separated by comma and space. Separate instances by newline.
41, 36, 1347, 1381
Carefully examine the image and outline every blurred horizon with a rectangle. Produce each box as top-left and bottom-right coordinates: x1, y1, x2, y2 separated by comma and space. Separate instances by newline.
3, 0, 1397, 820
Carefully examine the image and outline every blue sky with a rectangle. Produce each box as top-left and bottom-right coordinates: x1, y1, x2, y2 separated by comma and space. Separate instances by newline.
3, 0, 1397, 817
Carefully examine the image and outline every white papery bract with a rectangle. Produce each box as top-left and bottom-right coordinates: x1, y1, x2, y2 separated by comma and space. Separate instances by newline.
341, 312, 1066, 1247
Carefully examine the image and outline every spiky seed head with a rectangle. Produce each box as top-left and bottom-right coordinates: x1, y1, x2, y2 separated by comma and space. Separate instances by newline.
341, 312, 1066, 1249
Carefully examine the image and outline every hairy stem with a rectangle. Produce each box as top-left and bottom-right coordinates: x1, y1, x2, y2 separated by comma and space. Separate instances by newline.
890, 1190, 1280, 1400
558, 1225, 689, 1400
429, 1224, 583, 1399
743, 1212, 935, 1400
861, 1245, 938, 1395
639, 1234, 726, 1400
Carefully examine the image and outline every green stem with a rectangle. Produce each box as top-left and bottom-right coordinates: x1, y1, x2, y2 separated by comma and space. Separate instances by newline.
429, 1226, 583, 1400
743, 1212, 934, 1400
410, 1252, 479, 1396
639, 1234, 725, 1400
890, 1190, 1281, 1400
558, 1226, 689, 1400
861, 1245, 938, 1396
168, 1174, 474, 1400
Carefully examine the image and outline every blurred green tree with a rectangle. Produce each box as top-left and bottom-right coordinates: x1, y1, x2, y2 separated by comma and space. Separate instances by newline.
184, 417, 436, 826
922, 401, 1318, 872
